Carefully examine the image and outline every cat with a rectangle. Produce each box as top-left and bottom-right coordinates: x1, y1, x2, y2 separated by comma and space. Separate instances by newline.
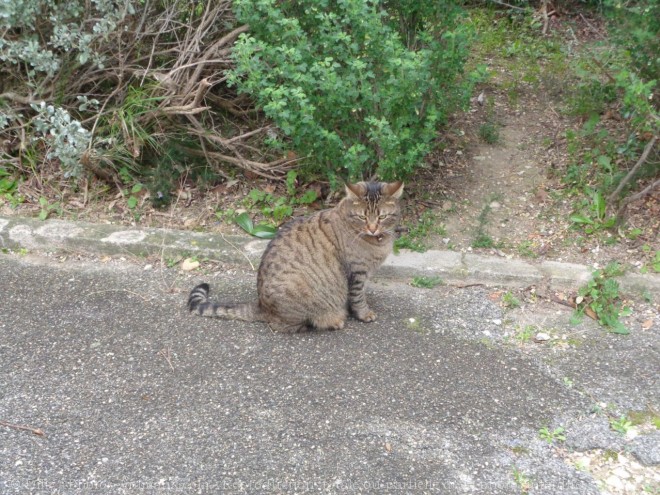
188, 181, 404, 332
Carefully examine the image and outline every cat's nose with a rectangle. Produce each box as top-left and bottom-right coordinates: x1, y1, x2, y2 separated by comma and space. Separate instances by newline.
367, 224, 379, 234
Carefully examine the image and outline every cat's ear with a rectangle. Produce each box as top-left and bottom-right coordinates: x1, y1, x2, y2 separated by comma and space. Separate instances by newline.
345, 182, 365, 200
383, 181, 404, 199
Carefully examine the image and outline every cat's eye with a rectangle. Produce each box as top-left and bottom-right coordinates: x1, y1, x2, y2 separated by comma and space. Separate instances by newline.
355, 214, 367, 220
378, 214, 389, 219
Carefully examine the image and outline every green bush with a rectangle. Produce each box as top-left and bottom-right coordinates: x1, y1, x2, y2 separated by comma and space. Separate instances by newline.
603, 0, 659, 82
228, 0, 471, 183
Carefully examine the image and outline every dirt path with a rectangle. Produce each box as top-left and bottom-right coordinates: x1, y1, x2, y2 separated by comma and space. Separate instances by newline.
419, 88, 659, 272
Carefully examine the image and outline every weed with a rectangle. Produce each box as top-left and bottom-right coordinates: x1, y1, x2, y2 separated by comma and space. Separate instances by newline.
215, 208, 238, 224
514, 325, 536, 345
38, 196, 62, 220
394, 211, 446, 253
569, 188, 616, 234
165, 257, 182, 269
512, 468, 531, 494
234, 212, 278, 239
639, 250, 660, 274
517, 241, 537, 258
502, 291, 521, 309
245, 189, 294, 223
410, 276, 443, 289
610, 415, 634, 435
126, 183, 144, 210
0, 170, 24, 207
472, 233, 501, 249
539, 426, 565, 444
478, 122, 500, 144
478, 95, 500, 144
471, 197, 503, 249
575, 262, 631, 335
243, 179, 318, 225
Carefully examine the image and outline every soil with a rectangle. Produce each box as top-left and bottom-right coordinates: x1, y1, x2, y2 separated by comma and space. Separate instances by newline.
405, 85, 659, 276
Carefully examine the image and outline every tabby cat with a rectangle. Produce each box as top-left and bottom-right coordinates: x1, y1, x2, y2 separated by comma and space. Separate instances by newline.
188, 181, 404, 332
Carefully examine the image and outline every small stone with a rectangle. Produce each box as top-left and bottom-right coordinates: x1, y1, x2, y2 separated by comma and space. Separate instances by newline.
492, 319, 502, 325
534, 332, 551, 342
143, 264, 153, 271
181, 258, 200, 272
490, 201, 501, 209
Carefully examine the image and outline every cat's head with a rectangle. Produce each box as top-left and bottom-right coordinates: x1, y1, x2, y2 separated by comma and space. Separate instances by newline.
343, 181, 404, 240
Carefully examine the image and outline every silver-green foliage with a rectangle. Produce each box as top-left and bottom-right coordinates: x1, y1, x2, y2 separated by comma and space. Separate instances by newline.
0, 0, 134, 76
228, 0, 471, 182
1, 0, 136, 178
30, 102, 91, 178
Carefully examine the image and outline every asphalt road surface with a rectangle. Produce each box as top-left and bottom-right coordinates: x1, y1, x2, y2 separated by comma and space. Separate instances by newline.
0, 254, 657, 494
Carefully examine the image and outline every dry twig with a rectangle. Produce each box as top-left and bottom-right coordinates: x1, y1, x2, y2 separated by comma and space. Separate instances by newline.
0, 420, 45, 437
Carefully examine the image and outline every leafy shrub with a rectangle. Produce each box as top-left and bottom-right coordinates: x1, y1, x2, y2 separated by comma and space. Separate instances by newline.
0, 0, 282, 207
0, 0, 133, 178
228, 0, 471, 183
603, 0, 659, 82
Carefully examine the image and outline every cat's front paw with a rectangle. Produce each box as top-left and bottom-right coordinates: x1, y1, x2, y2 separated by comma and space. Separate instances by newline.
356, 309, 377, 323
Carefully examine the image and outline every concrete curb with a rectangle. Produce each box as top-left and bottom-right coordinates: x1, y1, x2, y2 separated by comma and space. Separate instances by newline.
1, 216, 658, 296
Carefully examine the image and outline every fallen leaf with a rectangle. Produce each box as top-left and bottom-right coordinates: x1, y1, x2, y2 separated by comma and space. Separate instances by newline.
488, 291, 503, 301
384, 442, 392, 453
641, 319, 653, 330
584, 307, 598, 321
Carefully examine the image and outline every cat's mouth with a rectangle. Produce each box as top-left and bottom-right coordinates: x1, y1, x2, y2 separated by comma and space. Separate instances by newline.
364, 232, 385, 242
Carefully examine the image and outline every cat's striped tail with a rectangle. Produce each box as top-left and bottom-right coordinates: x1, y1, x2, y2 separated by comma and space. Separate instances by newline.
187, 283, 263, 322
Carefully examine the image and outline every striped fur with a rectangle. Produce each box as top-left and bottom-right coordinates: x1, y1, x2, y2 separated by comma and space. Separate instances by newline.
188, 181, 404, 333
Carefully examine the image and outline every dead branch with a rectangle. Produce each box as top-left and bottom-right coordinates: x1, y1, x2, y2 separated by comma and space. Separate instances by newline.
616, 178, 660, 225
608, 136, 657, 204
490, 0, 528, 11
182, 24, 250, 95
0, 419, 45, 436
0, 92, 40, 106
227, 126, 272, 144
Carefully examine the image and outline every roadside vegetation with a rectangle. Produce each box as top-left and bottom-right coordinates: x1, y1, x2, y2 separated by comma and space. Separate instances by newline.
1, 1, 657, 249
